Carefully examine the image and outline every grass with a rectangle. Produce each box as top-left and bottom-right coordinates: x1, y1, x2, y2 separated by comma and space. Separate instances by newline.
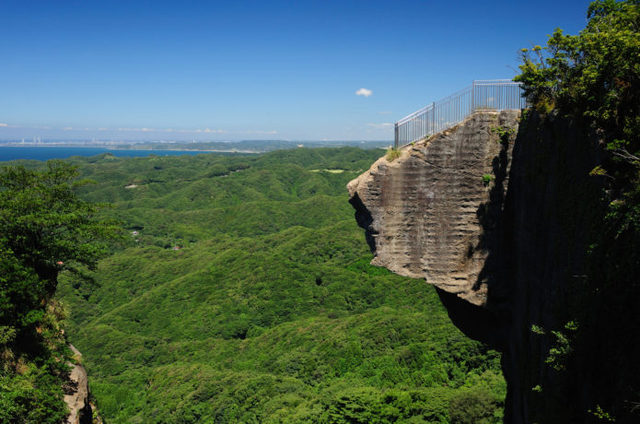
386, 147, 402, 161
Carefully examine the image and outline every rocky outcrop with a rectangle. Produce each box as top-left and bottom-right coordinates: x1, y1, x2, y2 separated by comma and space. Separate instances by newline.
347, 109, 635, 423
348, 110, 519, 307
64, 345, 92, 424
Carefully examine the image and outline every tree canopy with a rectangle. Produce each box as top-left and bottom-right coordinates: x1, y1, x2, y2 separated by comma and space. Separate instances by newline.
0, 161, 119, 423
0, 161, 119, 337
515, 0, 640, 172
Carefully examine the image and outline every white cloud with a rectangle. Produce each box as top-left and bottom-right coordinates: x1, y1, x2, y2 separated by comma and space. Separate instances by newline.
0, 123, 7, 127
355, 88, 373, 97
244, 130, 277, 135
196, 128, 226, 134
63, 126, 73, 131
367, 123, 393, 129
172, 128, 226, 134
116, 127, 159, 132
114, 127, 227, 134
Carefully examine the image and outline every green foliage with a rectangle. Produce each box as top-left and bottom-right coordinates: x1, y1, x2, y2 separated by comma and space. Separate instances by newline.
515, 0, 640, 169
530, 324, 546, 335
545, 322, 579, 372
590, 165, 611, 178
531, 321, 579, 372
0, 161, 119, 337
0, 161, 120, 288
449, 389, 502, 424
482, 174, 494, 186
589, 404, 617, 422
46, 148, 507, 423
0, 161, 119, 422
0, 363, 70, 424
490, 126, 515, 144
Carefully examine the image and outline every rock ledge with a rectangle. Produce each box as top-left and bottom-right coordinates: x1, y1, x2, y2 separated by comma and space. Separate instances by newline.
348, 110, 520, 306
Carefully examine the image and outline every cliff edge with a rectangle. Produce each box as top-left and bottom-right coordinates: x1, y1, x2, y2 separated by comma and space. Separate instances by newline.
348, 110, 519, 307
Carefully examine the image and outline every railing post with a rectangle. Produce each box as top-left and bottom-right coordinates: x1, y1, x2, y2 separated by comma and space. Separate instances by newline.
431, 102, 435, 134
394, 123, 399, 149
471, 81, 475, 112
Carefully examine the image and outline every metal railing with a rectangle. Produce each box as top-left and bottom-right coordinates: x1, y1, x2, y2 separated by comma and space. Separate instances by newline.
394, 79, 527, 148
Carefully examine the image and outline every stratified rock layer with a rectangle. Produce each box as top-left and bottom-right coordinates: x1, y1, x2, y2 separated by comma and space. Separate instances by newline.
348, 110, 519, 306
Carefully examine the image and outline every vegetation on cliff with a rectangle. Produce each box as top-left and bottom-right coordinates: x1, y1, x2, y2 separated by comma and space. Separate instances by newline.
515, 0, 640, 421
0, 162, 118, 423
516, 0, 639, 177
38, 148, 508, 423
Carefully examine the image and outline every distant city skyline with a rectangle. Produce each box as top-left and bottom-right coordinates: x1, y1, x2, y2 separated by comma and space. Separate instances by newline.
1, 0, 591, 141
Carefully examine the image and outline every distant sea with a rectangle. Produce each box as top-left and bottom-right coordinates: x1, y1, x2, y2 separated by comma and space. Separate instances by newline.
0, 146, 214, 162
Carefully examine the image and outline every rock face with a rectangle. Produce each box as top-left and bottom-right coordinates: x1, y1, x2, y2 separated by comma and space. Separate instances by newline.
347, 109, 623, 423
348, 110, 519, 307
64, 345, 92, 424
495, 111, 606, 423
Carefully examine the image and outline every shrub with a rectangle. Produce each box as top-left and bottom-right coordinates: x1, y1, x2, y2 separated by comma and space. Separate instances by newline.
386, 148, 401, 162
449, 389, 501, 424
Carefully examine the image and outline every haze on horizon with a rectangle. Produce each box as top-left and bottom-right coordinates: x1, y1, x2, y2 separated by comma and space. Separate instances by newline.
1, 0, 591, 142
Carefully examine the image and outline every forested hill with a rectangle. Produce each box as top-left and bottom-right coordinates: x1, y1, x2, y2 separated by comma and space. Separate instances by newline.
48, 148, 506, 423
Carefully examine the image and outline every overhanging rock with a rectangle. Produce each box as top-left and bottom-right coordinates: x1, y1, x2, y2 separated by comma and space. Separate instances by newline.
348, 110, 520, 307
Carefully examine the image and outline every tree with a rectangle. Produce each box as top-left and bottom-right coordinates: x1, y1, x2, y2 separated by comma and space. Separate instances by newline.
0, 160, 119, 339
515, 0, 640, 173
0, 160, 120, 423
1, 161, 118, 286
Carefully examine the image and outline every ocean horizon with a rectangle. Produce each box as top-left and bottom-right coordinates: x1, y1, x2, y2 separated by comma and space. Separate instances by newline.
0, 146, 235, 162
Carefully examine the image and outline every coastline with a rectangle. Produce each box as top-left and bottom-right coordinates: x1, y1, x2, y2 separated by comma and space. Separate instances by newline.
0, 144, 261, 153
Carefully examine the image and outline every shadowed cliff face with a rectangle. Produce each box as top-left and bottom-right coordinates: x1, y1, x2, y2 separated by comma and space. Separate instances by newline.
347, 110, 520, 308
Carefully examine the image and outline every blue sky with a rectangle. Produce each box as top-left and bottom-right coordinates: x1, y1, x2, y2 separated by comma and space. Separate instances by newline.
0, 0, 592, 141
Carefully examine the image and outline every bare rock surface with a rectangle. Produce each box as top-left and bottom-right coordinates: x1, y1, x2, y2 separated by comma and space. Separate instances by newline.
64, 344, 92, 424
348, 110, 520, 306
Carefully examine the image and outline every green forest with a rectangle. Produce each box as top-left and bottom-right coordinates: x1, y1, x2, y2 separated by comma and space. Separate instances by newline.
3, 148, 506, 423
1, 0, 638, 422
